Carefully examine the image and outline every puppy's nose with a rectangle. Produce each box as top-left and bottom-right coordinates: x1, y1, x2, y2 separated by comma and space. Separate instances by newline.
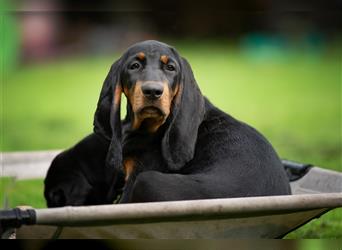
141, 82, 164, 100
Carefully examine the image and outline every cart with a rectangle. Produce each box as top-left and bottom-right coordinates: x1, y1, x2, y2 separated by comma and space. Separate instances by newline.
1, 151, 341, 239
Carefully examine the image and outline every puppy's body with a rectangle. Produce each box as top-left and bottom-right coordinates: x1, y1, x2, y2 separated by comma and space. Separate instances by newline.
44, 134, 111, 207
120, 99, 290, 203
44, 41, 291, 207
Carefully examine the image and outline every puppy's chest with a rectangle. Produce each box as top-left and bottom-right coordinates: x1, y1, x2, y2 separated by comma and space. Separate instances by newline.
122, 133, 168, 180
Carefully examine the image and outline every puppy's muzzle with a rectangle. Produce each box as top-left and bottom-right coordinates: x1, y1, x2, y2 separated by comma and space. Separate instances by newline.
141, 81, 164, 100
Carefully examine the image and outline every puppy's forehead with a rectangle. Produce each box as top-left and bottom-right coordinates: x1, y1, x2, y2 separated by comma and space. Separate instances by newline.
125, 40, 174, 57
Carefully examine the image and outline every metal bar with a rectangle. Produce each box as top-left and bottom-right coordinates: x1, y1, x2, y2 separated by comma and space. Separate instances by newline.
0, 208, 36, 236
33, 193, 342, 227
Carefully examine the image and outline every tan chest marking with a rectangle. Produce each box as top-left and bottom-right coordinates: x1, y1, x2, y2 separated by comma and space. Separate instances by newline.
123, 158, 135, 181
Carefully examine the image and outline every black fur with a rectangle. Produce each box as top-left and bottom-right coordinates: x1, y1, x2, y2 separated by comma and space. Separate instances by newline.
44, 40, 291, 207
44, 134, 112, 207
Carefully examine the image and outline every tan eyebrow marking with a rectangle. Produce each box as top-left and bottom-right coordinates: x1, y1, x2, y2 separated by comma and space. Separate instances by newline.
160, 55, 169, 64
137, 52, 145, 60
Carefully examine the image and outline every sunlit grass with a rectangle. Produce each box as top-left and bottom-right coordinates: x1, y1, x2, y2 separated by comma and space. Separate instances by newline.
0, 178, 46, 209
2, 56, 115, 151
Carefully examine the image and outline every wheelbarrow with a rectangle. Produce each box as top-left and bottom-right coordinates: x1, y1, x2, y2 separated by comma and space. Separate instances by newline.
1, 150, 341, 238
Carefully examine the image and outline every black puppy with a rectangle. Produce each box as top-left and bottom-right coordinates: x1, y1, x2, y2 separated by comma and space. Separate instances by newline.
44, 134, 112, 207
44, 40, 291, 207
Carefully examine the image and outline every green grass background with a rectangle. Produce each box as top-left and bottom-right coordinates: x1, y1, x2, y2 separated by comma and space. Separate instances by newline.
1, 41, 341, 238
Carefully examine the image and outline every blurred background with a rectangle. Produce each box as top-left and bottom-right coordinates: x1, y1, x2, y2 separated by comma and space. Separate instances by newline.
1, 0, 341, 238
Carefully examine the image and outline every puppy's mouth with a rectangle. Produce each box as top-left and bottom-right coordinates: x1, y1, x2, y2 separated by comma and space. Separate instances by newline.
132, 106, 168, 133
138, 106, 165, 118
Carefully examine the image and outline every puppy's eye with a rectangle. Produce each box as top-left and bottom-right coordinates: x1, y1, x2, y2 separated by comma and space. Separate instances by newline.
130, 63, 140, 70
165, 64, 175, 71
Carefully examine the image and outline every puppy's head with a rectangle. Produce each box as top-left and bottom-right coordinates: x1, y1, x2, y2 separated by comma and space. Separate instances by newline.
94, 41, 205, 198
121, 41, 181, 133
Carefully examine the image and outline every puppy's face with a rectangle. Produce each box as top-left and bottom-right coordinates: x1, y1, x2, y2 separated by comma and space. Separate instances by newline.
121, 42, 181, 133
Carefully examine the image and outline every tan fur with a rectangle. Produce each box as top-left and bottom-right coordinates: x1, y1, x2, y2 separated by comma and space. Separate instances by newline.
172, 82, 180, 99
123, 158, 135, 181
160, 55, 169, 64
113, 84, 122, 110
126, 80, 177, 132
137, 52, 145, 61
172, 83, 182, 105
123, 86, 129, 97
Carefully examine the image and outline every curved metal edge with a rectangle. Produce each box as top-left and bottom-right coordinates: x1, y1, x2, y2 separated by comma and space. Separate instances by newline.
34, 193, 342, 227
277, 208, 333, 238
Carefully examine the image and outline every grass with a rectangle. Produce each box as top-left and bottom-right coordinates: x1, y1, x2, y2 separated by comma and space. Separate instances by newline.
0, 178, 46, 209
1, 41, 341, 238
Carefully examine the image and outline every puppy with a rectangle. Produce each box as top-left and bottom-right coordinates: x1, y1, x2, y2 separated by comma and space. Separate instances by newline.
44, 40, 291, 207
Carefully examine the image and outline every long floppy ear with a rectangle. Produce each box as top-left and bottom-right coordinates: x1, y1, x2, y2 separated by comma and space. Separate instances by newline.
94, 59, 122, 140
162, 57, 205, 171
93, 58, 124, 189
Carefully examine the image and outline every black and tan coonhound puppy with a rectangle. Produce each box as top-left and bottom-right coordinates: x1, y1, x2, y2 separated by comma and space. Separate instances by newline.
44, 40, 291, 207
